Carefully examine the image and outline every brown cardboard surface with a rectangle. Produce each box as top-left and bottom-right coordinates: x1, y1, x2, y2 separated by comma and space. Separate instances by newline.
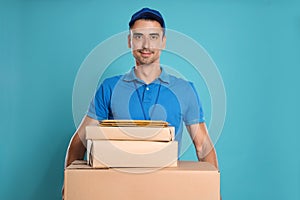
64, 161, 220, 200
99, 120, 169, 127
86, 126, 175, 141
87, 140, 178, 168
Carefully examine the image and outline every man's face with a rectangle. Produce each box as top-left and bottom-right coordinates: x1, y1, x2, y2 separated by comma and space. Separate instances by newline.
128, 19, 166, 66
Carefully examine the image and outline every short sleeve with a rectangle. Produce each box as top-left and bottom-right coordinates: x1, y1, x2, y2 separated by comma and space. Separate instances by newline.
183, 82, 205, 125
87, 82, 111, 120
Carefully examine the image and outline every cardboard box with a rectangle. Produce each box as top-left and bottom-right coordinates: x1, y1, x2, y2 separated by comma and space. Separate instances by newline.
87, 140, 178, 168
64, 160, 220, 200
86, 126, 175, 141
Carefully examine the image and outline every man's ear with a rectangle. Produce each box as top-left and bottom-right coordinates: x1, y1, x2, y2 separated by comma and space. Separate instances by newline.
128, 34, 131, 48
161, 35, 166, 49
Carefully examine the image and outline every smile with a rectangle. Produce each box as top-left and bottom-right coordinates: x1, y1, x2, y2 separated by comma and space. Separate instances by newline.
139, 50, 153, 57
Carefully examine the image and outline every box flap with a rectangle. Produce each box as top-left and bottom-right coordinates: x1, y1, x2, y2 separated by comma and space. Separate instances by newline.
66, 160, 218, 172
67, 160, 108, 169
86, 126, 175, 141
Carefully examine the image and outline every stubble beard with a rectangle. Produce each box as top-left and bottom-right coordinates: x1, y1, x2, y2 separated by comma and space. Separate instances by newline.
133, 49, 160, 66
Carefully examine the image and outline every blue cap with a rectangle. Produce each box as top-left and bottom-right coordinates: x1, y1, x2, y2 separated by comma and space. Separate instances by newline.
129, 8, 165, 29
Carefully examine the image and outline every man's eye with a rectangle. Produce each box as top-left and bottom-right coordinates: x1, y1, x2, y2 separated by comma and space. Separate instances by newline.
134, 35, 143, 40
150, 35, 159, 40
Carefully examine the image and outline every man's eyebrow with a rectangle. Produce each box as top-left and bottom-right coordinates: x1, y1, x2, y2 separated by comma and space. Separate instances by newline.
132, 32, 143, 35
149, 33, 160, 36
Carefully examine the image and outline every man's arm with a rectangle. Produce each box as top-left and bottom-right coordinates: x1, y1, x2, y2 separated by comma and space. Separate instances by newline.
64, 115, 99, 168
62, 115, 99, 199
186, 122, 219, 169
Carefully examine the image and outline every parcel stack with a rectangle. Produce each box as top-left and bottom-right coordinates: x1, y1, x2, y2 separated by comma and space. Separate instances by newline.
65, 120, 220, 200
86, 120, 178, 168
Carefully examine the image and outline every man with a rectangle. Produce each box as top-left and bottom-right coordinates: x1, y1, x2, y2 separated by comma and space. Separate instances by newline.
64, 6, 218, 178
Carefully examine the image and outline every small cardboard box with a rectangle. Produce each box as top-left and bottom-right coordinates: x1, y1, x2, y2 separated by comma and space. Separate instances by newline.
86, 126, 175, 141
87, 140, 178, 168
64, 160, 220, 200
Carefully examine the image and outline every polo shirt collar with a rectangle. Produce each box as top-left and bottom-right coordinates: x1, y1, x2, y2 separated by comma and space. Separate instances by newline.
123, 67, 170, 84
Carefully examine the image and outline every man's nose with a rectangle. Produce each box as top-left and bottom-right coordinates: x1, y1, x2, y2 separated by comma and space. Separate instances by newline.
142, 37, 150, 49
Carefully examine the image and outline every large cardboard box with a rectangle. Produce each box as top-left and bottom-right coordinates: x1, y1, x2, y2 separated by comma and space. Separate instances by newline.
86, 126, 175, 141
64, 160, 220, 200
87, 140, 178, 168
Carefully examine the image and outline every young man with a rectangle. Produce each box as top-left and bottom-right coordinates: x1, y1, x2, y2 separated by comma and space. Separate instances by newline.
64, 7, 218, 170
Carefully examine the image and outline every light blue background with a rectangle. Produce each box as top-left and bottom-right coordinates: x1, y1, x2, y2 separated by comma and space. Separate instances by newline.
1, 0, 300, 200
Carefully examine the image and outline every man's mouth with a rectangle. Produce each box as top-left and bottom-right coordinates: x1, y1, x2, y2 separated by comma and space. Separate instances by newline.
138, 49, 153, 57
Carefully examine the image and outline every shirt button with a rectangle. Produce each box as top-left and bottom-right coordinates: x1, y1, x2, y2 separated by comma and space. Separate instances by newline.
146, 87, 149, 91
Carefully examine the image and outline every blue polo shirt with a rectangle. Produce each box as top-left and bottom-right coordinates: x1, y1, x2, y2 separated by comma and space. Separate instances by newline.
87, 67, 205, 150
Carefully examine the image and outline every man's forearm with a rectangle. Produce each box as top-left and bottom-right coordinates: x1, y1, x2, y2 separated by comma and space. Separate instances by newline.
187, 123, 219, 169
195, 136, 219, 169
64, 133, 86, 168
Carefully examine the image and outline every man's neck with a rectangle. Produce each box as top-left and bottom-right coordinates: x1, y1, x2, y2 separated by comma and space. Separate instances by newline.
134, 63, 161, 84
